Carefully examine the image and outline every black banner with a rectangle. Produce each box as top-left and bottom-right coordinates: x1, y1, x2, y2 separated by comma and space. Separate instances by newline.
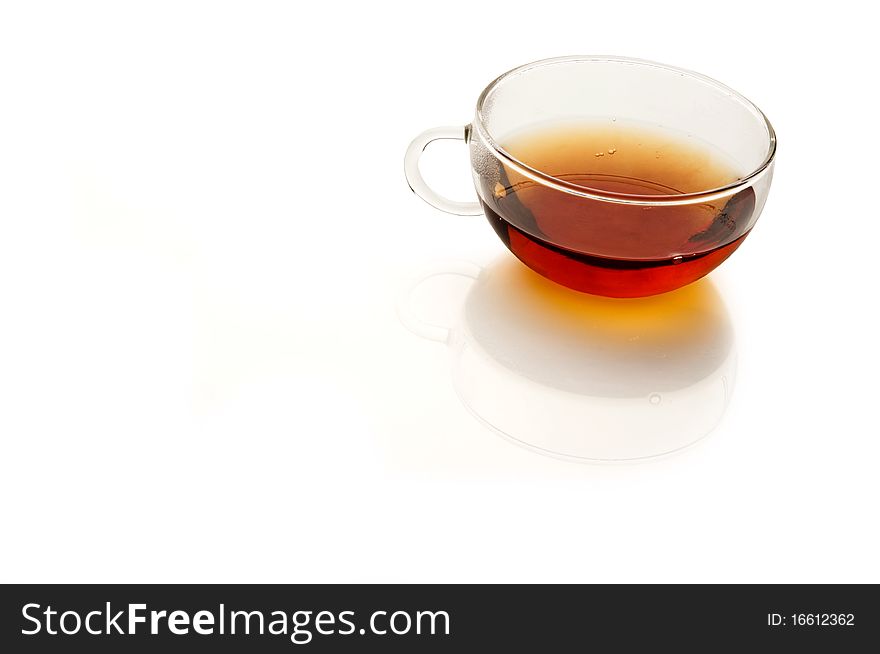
1, 584, 876, 651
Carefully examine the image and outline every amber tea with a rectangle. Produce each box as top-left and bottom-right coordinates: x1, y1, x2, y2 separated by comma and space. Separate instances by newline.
478, 121, 756, 297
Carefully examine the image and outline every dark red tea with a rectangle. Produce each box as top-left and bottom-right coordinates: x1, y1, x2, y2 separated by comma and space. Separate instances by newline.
478, 121, 755, 297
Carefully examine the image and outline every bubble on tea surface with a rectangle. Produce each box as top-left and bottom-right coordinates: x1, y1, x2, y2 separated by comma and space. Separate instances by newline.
649, 393, 662, 405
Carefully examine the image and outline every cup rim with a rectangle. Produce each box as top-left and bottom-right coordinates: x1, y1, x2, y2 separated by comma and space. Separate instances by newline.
473, 55, 777, 206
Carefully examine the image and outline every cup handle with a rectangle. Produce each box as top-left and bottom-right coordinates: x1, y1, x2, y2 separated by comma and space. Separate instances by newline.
397, 261, 482, 343
404, 125, 482, 216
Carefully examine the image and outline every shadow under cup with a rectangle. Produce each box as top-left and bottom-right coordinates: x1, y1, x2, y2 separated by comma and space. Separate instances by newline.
398, 256, 737, 461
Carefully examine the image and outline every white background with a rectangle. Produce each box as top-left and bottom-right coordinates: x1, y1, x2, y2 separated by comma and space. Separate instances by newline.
1, 1, 878, 583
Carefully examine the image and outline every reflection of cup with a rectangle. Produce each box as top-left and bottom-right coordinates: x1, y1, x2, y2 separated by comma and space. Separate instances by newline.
399, 257, 736, 461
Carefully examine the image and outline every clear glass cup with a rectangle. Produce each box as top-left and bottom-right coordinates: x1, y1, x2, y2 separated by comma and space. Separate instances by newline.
405, 56, 776, 297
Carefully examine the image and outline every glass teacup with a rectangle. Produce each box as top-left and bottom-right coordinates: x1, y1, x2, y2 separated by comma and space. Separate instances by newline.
405, 56, 776, 297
